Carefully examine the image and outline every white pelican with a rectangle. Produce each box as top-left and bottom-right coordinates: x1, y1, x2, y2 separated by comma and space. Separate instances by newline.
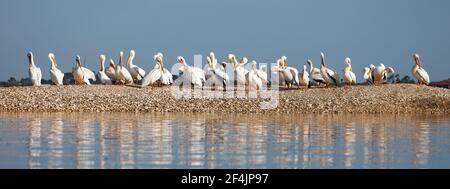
373, 63, 395, 84
97, 54, 112, 85
270, 59, 286, 86
126, 50, 146, 82
299, 65, 310, 89
72, 55, 90, 85
48, 53, 64, 85
248, 61, 263, 90
77, 58, 96, 83
141, 53, 173, 87
27, 52, 42, 86
281, 56, 299, 88
106, 59, 117, 82
381, 64, 395, 81
319, 52, 340, 87
177, 56, 205, 87
363, 67, 373, 84
412, 54, 430, 85
343, 57, 357, 86
115, 51, 133, 85
306, 59, 325, 86
255, 62, 268, 85
229, 54, 248, 86
205, 54, 229, 87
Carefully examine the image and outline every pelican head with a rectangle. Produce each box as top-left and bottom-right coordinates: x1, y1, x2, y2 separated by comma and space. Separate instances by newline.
345, 57, 352, 65
27, 52, 33, 66
206, 56, 212, 67
307, 59, 313, 66
320, 52, 326, 67
369, 64, 376, 69
119, 51, 124, 67
414, 53, 421, 66
209, 52, 215, 60
364, 67, 370, 72
99, 54, 106, 62
240, 57, 248, 65
126, 50, 135, 67
110, 59, 115, 69
281, 56, 288, 67
228, 54, 236, 63
75, 55, 82, 67
177, 56, 185, 64
303, 65, 307, 71
48, 53, 57, 67
251, 60, 257, 71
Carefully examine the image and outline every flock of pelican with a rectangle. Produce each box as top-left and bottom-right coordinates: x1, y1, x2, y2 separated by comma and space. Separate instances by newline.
26, 51, 430, 90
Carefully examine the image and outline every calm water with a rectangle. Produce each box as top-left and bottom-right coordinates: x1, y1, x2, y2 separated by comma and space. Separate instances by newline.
0, 112, 449, 169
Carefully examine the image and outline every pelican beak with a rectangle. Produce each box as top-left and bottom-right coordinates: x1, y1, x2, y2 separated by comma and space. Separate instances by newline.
284, 58, 288, 67
414, 54, 421, 67
52, 55, 58, 67
320, 53, 325, 67
119, 51, 123, 68
110, 60, 115, 69
76, 56, 82, 67
27, 52, 32, 66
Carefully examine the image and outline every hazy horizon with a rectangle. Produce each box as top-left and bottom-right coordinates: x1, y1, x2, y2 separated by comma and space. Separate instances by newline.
1, 0, 449, 82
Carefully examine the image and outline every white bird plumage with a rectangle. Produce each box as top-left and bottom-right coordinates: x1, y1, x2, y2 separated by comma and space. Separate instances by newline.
72, 55, 90, 85
319, 52, 340, 87
115, 51, 134, 85
205, 52, 229, 87
48, 53, 64, 85
141, 52, 173, 87
248, 61, 263, 90
126, 50, 146, 82
178, 56, 205, 87
27, 52, 42, 86
343, 57, 357, 85
106, 60, 117, 82
306, 59, 325, 86
412, 54, 430, 85
299, 65, 310, 88
97, 54, 112, 85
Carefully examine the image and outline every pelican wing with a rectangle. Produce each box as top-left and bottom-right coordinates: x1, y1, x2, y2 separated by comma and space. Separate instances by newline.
141, 69, 162, 87
163, 68, 173, 84
133, 66, 146, 79
82, 67, 96, 81
417, 67, 430, 84
326, 68, 339, 84
256, 70, 268, 84
287, 67, 299, 84
213, 68, 229, 81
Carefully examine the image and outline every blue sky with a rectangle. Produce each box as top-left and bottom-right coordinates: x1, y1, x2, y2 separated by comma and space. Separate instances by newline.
1, 0, 449, 81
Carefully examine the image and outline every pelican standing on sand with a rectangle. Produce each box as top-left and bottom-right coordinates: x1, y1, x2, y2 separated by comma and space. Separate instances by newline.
206, 53, 229, 87
97, 55, 112, 85
306, 59, 325, 86
319, 52, 340, 87
106, 59, 117, 82
115, 51, 133, 85
48, 53, 64, 85
229, 54, 248, 86
281, 56, 299, 88
412, 54, 430, 85
72, 55, 90, 85
141, 53, 173, 87
126, 50, 146, 82
299, 65, 310, 89
271, 59, 286, 86
373, 63, 394, 84
248, 61, 263, 90
27, 52, 42, 86
343, 57, 356, 86
177, 56, 205, 87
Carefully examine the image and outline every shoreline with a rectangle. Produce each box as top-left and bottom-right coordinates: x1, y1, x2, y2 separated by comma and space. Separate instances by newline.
0, 84, 449, 114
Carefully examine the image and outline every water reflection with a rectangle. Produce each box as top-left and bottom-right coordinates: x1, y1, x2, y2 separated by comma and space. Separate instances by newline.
0, 113, 449, 169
